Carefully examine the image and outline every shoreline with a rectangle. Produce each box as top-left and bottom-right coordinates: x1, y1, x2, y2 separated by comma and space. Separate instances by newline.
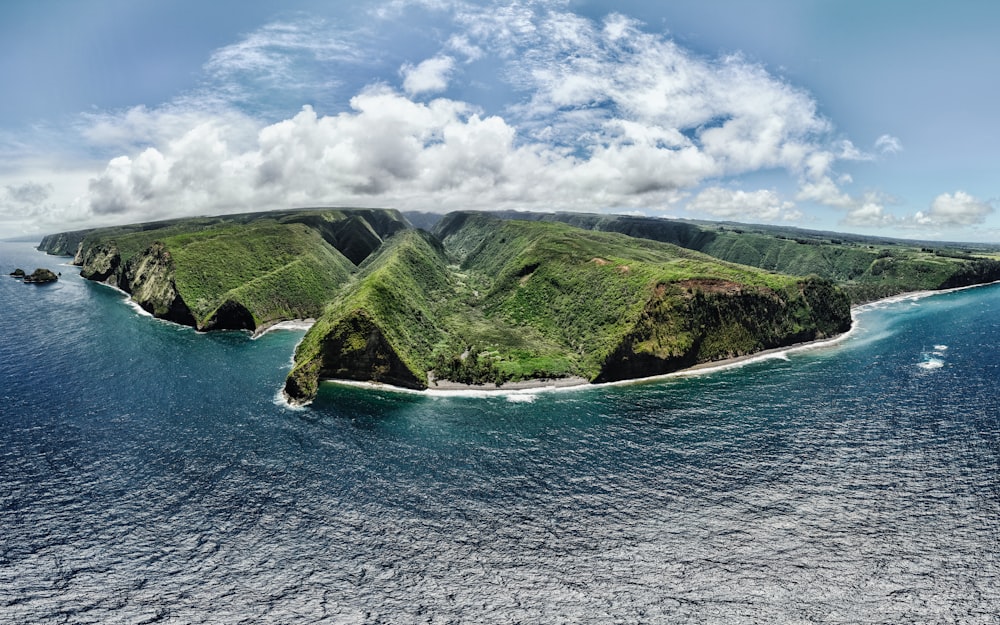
73, 256, 996, 403
307, 280, 1000, 401
319, 327, 858, 400
252, 318, 316, 339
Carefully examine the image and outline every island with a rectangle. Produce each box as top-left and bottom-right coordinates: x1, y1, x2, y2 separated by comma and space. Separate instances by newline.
38, 208, 1000, 405
10, 267, 59, 284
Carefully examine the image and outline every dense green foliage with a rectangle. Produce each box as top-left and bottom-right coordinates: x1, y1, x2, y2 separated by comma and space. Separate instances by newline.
437, 214, 847, 382
286, 213, 854, 402
288, 230, 454, 392
457, 211, 1000, 304
53, 209, 408, 330
42, 207, 1000, 404
163, 221, 354, 327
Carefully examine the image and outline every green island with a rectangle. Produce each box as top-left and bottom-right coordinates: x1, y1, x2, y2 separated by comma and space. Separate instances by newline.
39, 208, 1000, 405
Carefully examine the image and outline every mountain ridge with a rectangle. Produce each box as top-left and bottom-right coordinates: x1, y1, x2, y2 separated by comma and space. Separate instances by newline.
38, 208, 1000, 405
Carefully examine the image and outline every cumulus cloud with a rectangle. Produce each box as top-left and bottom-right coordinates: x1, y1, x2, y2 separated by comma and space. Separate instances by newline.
1, 181, 52, 224
843, 195, 896, 226
686, 187, 800, 222
0, 175, 88, 233
402, 56, 457, 95
61, 2, 905, 229
838, 190, 995, 230
796, 176, 854, 208
915, 191, 993, 226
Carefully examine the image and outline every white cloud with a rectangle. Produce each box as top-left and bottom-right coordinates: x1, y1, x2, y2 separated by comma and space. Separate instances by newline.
686, 187, 800, 222
796, 175, 854, 208
401, 56, 457, 95
844, 197, 895, 226
446, 34, 483, 61
838, 139, 872, 161
27, 2, 925, 235
838, 191, 994, 230
875, 134, 902, 154
915, 191, 993, 226
205, 18, 366, 82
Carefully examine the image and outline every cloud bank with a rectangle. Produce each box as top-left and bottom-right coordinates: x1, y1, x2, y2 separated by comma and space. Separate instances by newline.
74, 3, 851, 227
8, 0, 977, 239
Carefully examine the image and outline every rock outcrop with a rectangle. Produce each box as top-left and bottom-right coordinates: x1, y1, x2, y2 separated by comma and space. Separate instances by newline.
38, 230, 94, 257
80, 242, 122, 285
284, 309, 426, 404
22, 268, 59, 284
122, 242, 195, 325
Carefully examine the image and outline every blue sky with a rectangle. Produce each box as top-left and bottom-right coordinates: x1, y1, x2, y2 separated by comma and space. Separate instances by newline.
2, 0, 998, 242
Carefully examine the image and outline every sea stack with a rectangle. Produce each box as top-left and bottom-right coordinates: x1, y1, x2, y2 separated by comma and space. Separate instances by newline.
22, 268, 59, 284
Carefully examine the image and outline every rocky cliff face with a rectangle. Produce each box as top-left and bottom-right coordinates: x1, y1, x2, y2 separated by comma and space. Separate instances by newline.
79, 242, 122, 285
38, 230, 94, 257
122, 243, 195, 325
595, 278, 851, 383
79, 240, 196, 326
284, 309, 426, 404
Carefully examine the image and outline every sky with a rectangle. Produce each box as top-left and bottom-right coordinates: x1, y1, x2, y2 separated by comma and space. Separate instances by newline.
1, 0, 999, 242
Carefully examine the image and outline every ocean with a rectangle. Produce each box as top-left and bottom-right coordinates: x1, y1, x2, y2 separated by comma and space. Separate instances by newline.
1, 241, 998, 623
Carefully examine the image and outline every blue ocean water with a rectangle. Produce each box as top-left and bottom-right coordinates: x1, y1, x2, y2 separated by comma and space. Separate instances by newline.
1, 241, 998, 624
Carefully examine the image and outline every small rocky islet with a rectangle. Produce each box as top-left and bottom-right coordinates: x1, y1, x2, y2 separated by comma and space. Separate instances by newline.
10, 267, 59, 284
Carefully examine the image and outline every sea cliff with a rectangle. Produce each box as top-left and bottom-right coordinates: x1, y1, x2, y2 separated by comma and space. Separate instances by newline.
40, 207, 1000, 405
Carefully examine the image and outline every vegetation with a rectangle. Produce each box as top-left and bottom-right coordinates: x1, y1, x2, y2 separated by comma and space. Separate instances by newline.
465, 210, 1000, 304
49, 209, 407, 330
287, 230, 454, 395
284, 213, 853, 402
162, 221, 353, 327
437, 214, 848, 381
41, 207, 1000, 405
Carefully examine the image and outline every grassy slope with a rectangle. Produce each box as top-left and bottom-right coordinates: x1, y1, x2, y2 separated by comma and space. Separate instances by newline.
286, 230, 454, 397
43, 208, 996, 402
51, 207, 409, 264
162, 221, 354, 327
68, 212, 384, 329
472, 211, 1000, 304
439, 214, 848, 382
697, 232, 989, 303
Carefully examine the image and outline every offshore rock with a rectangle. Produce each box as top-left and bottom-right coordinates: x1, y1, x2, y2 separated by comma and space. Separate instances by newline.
23, 268, 59, 284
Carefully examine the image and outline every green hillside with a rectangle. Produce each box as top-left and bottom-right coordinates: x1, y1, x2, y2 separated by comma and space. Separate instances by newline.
284, 213, 852, 403
466, 211, 1000, 303
58, 208, 409, 330
40, 207, 1000, 405
285, 230, 454, 397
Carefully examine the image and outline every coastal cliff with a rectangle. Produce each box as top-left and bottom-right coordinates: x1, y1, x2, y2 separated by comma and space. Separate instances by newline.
63, 209, 387, 331
282, 214, 854, 404
41, 207, 1000, 405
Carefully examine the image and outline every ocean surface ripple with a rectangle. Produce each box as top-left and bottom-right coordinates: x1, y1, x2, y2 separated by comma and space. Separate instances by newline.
2, 243, 998, 623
